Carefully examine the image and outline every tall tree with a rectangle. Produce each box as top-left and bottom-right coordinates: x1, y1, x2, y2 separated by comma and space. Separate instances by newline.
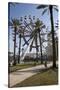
37, 5, 58, 67
11, 19, 20, 65
18, 34, 21, 64
35, 32, 38, 61
35, 19, 45, 64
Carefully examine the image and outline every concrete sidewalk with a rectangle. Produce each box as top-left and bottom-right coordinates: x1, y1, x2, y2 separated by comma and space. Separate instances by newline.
9, 62, 53, 87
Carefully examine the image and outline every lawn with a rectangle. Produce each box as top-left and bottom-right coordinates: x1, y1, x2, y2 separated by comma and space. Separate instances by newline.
13, 68, 58, 87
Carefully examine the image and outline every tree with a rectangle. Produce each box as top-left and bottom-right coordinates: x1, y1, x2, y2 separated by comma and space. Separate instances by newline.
37, 5, 58, 68
35, 19, 45, 64
11, 19, 20, 65
18, 34, 21, 64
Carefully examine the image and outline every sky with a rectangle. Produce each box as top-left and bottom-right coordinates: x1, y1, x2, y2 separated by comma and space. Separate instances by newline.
8, 2, 58, 55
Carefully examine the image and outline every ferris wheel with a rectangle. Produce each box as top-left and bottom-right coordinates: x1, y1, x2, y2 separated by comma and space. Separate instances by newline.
17, 16, 48, 61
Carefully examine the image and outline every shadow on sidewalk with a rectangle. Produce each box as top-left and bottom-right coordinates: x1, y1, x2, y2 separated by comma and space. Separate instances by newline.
12, 66, 58, 75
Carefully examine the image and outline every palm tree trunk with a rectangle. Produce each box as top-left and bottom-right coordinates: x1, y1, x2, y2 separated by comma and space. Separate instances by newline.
38, 30, 43, 64
13, 27, 16, 65
49, 5, 56, 68
18, 34, 21, 64
35, 33, 38, 62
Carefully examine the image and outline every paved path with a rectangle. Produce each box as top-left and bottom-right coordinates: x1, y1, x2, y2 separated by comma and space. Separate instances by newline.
9, 62, 53, 87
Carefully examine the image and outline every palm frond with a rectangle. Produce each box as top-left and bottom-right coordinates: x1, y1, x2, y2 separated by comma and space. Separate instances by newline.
37, 5, 48, 9
53, 5, 58, 8
42, 8, 48, 15
11, 18, 21, 26
54, 7, 58, 12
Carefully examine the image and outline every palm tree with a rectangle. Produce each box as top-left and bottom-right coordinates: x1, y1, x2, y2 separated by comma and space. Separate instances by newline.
37, 5, 58, 68
11, 19, 20, 65
18, 34, 21, 64
35, 19, 45, 64
34, 31, 39, 61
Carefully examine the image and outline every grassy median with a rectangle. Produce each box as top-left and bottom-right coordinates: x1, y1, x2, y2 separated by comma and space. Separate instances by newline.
13, 68, 58, 87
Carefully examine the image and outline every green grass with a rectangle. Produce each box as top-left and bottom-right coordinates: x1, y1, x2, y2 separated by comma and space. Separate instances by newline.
9, 62, 41, 73
13, 68, 58, 87
9, 64, 33, 73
